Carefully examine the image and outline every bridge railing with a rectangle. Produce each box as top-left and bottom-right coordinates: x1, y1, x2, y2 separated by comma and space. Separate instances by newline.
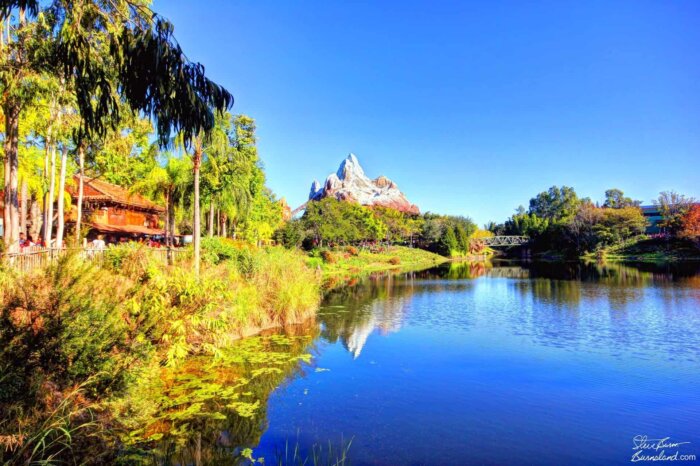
480, 236, 529, 247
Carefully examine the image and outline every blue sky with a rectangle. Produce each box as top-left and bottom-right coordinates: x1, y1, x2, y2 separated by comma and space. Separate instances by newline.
155, 0, 699, 226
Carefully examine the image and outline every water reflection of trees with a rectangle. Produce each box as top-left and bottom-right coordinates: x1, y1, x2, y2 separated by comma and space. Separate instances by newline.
319, 261, 700, 359
509, 261, 700, 307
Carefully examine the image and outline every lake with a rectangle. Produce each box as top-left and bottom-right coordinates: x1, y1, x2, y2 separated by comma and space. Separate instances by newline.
248, 261, 700, 465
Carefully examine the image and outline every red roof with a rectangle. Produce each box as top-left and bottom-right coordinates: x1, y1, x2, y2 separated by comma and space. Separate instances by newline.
69, 176, 165, 213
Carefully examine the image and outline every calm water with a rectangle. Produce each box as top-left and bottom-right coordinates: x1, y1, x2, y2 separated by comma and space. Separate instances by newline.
251, 261, 700, 465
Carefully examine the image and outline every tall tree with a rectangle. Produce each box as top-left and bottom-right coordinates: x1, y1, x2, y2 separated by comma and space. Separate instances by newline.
681, 205, 700, 239
132, 152, 192, 247
1, 0, 233, 251
654, 191, 695, 235
54, 143, 68, 248
603, 188, 640, 209
528, 186, 580, 221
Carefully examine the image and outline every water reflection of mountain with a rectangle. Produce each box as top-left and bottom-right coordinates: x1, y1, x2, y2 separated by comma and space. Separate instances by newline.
320, 274, 416, 358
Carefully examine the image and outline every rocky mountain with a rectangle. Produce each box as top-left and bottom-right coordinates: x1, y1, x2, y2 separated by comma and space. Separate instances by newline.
308, 154, 419, 214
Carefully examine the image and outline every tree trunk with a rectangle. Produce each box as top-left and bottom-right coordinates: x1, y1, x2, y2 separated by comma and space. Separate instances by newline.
55, 145, 68, 249
45, 140, 57, 247
168, 194, 176, 244
164, 191, 170, 247
20, 179, 27, 236
221, 214, 227, 238
195, 431, 202, 466
75, 144, 85, 244
3, 102, 20, 249
208, 200, 214, 237
193, 146, 202, 277
3, 152, 9, 246
30, 195, 41, 241
42, 130, 50, 245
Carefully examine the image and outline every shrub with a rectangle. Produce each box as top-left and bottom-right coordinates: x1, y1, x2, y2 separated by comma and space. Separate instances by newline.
104, 243, 159, 281
321, 250, 336, 263
346, 246, 359, 256
201, 236, 244, 265
0, 255, 138, 405
389, 256, 401, 265
306, 256, 323, 269
249, 247, 320, 323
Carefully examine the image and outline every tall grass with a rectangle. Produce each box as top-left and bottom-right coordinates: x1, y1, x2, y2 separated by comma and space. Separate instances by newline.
272, 436, 354, 466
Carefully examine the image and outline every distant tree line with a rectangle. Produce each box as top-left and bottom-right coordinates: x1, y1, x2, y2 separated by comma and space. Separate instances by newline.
274, 198, 483, 257
487, 186, 699, 256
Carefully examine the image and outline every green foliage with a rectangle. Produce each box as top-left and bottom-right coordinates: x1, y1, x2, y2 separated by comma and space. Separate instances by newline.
603, 188, 640, 209
441, 226, 459, 256
202, 114, 260, 229
286, 199, 478, 258
528, 186, 580, 221
371, 206, 422, 243
599, 237, 700, 262
0, 257, 145, 398
274, 218, 307, 248
241, 186, 285, 244
596, 207, 648, 245
455, 224, 470, 254
505, 212, 550, 237
201, 236, 247, 265
301, 198, 388, 247
420, 213, 477, 256
503, 186, 654, 257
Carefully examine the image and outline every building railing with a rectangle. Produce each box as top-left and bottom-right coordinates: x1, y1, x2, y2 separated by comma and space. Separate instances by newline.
1, 245, 189, 273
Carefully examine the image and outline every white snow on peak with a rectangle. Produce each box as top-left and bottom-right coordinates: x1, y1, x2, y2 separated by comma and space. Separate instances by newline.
308, 153, 419, 214
336, 153, 365, 180
309, 180, 322, 199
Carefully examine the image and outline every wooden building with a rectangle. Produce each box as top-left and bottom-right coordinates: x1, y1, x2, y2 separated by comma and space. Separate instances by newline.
67, 176, 165, 240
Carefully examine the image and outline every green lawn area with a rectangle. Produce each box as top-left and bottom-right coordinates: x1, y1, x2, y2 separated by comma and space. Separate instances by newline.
593, 237, 700, 262
308, 245, 448, 277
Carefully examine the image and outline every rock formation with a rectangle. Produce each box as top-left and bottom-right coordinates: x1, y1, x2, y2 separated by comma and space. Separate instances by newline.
308, 153, 419, 214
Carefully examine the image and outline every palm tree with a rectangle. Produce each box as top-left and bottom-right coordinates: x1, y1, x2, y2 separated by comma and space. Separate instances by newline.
132, 152, 192, 247
201, 114, 257, 238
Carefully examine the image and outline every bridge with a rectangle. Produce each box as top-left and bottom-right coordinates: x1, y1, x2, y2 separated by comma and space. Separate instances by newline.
479, 236, 529, 247
290, 202, 308, 217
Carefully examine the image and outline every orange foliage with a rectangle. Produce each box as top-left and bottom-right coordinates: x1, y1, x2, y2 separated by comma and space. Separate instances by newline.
681, 205, 700, 238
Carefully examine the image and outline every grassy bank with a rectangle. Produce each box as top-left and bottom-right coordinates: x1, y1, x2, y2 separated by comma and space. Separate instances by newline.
583, 237, 700, 263
308, 245, 448, 278
0, 240, 321, 464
